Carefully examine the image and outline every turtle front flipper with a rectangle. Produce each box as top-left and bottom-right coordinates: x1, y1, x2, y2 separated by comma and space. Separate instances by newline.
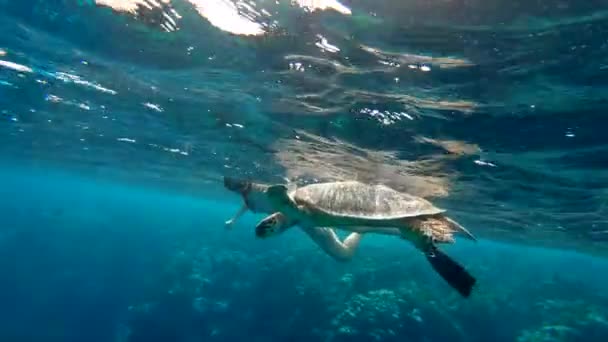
424, 245, 476, 298
255, 212, 295, 238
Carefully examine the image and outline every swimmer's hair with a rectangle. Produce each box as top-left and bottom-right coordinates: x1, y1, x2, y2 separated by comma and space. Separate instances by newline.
223, 176, 251, 194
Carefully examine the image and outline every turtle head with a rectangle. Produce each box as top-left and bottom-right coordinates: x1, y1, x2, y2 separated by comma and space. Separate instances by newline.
223, 176, 252, 195
266, 184, 291, 207
255, 212, 293, 238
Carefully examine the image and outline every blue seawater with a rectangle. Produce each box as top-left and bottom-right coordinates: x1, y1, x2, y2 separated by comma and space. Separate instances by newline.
1, 1, 608, 341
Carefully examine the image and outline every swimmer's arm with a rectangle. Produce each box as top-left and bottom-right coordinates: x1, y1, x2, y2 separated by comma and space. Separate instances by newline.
225, 203, 248, 229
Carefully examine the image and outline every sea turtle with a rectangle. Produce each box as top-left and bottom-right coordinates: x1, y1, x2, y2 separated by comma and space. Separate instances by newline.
254, 180, 478, 297
223, 177, 363, 262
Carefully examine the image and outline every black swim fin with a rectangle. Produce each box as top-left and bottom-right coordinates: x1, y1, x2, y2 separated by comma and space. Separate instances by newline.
425, 247, 476, 298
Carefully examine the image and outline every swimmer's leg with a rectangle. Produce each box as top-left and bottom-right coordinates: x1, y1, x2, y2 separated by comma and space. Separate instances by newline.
301, 227, 362, 262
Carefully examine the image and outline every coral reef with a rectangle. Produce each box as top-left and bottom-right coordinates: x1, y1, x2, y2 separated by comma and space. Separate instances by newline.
118, 236, 608, 342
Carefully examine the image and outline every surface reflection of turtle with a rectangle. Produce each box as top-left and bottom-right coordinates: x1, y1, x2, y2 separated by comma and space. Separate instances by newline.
255, 180, 478, 297
133, 0, 180, 32
95, 0, 180, 32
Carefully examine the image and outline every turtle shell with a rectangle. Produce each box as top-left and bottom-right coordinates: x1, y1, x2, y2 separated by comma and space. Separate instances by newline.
293, 181, 444, 220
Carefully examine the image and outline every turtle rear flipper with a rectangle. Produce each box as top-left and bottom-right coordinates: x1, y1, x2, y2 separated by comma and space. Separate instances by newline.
443, 216, 477, 241
425, 247, 476, 298
405, 216, 475, 244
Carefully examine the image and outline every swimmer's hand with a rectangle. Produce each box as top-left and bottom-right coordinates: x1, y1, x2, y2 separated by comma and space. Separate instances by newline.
224, 219, 234, 229
225, 204, 247, 230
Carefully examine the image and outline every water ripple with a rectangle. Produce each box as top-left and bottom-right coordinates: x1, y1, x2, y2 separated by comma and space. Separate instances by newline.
1, 0, 607, 257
